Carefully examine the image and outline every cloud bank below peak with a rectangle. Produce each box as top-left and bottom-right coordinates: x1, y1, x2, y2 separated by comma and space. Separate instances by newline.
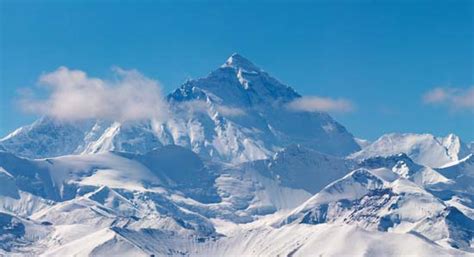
19, 66, 169, 122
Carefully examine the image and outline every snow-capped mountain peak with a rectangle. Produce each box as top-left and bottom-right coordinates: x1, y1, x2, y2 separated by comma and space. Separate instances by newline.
222, 53, 261, 72
441, 133, 471, 162
172, 53, 300, 107
1, 54, 360, 160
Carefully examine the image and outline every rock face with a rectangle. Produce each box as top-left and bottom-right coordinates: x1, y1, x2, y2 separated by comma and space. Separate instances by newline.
0, 54, 360, 162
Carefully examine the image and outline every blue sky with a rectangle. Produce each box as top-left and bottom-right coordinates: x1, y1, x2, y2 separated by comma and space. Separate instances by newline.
1, 0, 473, 141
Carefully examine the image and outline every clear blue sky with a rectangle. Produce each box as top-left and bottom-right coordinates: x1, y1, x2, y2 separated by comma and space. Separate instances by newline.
1, 0, 473, 141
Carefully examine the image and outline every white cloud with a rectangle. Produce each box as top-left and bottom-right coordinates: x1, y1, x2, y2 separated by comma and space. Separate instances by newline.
174, 100, 245, 117
175, 100, 209, 115
423, 87, 474, 111
286, 96, 354, 113
19, 66, 169, 122
215, 105, 246, 117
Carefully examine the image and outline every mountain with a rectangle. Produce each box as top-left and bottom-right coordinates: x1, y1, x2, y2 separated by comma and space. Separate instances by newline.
276, 154, 474, 251
350, 133, 471, 168
0, 143, 316, 254
0, 54, 360, 162
0, 117, 98, 160
1, 147, 472, 255
1, 54, 473, 256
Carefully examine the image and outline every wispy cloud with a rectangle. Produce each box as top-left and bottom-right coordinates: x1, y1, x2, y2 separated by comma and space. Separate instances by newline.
175, 100, 245, 117
286, 96, 354, 113
215, 105, 246, 117
175, 100, 209, 115
19, 66, 169, 122
422, 87, 474, 111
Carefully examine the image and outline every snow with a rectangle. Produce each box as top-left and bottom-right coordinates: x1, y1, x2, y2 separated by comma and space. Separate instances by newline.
355, 137, 371, 148
254, 144, 356, 194
41, 227, 146, 257
350, 133, 471, 168
222, 53, 262, 72
1, 136, 473, 256
271, 155, 474, 251
48, 152, 162, 192
208, 223, 464, 257
0, 117, 96, 159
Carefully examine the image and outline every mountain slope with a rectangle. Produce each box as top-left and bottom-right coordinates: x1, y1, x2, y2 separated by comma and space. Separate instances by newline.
1, 144, 474, 254
0, 117, 98, 159
350, 133, 470, 168
164, 54, 359, 161
245, 144, 355, 194
276, 156, 474, 251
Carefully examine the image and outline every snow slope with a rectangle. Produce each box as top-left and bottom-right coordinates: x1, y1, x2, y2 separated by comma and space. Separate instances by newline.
38, 221, 465, 257
350, 133, 471, 168
0, 117, 99, 160
277, 155, 474, 251
245, 144, 355, 194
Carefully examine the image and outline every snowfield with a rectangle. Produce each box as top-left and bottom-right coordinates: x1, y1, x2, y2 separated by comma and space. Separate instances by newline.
0, 54, 473, 256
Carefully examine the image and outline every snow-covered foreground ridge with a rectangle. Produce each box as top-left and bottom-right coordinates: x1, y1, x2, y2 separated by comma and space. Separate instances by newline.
0, 54, 473, 256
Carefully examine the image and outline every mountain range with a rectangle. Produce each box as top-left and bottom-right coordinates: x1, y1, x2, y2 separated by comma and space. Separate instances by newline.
0, 54, 473, 256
